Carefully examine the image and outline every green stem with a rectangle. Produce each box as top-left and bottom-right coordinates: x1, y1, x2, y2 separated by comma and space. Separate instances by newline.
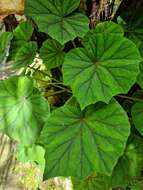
51, 83, 71, 93
46, 90, 67, 97
117, 94, 143, 102
71, 41, 77, 48
34, 77, 72, 93
33, 77, 61, 85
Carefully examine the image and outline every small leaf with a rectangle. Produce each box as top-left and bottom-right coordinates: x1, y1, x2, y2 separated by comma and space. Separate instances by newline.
13, 41, 37, 68
40, 39, 65, 69
0, 32, 13, 64
119, 10, 143, 53
108, 135, 143, 188
137, 62, 143, 89
16, 144, 45, 167
38, 98, 130, 180
0, 76, 50, 145
63, 33, 141, 109
84, 21, 124, 43
9, 21, 34, 60
95, 21, 124, 34
25, 0, 89, 44
14, 21, 34, 41
131, 182, 143, 190
132, 91, 143, 136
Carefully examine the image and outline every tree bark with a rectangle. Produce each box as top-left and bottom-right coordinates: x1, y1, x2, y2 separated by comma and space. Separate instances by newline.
0, 0, 24, 20
89, 0, 111, 28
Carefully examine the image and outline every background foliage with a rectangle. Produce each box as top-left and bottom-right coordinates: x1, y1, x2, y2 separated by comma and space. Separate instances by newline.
1, 0, 143, 190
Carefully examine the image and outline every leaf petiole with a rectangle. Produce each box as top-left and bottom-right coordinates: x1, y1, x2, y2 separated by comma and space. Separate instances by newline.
117, 94, 143, 102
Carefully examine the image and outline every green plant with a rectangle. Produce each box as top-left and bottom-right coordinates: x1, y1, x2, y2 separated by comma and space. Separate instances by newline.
1, 0, 143, 189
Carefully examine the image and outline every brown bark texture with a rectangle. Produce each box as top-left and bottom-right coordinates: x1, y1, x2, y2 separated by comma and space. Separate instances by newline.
0, 0, 25, 20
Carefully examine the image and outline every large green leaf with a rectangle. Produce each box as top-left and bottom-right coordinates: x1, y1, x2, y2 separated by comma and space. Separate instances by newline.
13, 41, 37, 68
25, 0, 89, 44
40, 39, 65, 69
38, 98, 130, 180
0, 32, 13, 64
63, 33, 141, 109
0, 76, 50, 145
9, 21, 34, 60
